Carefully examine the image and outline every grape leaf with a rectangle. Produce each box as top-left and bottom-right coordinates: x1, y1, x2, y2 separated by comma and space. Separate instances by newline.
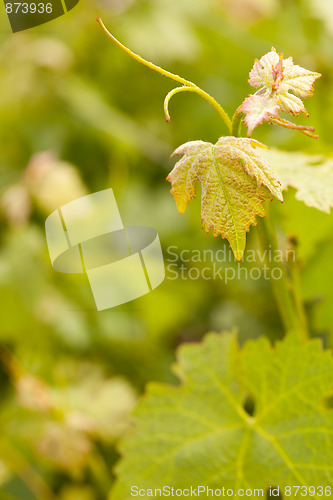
167, 137, 283, 261
240, 93, 279, 136
239, 48, 321, 137
259, 149, 333, 214
111, 332, 333, 499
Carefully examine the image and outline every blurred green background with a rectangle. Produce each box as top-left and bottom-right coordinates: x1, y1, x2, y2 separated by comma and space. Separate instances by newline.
0, 0, 333, 498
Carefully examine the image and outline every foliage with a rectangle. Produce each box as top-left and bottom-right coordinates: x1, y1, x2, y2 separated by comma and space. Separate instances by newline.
259, 149, 333, 213
112, 332, 333, 499
0, 0, 333, 498
95, 5, 333, 498
238, 48, 321, 137
167, 137, 282, 260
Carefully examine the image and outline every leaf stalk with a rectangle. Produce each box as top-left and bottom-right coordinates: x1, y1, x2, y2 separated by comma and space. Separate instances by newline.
257, 208, 309, 341
231, 110, 244, 137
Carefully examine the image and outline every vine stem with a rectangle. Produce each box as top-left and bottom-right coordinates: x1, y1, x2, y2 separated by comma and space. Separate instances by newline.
96, 17, 232, 132
256, 206, 309, 341
231, 110, 244, 137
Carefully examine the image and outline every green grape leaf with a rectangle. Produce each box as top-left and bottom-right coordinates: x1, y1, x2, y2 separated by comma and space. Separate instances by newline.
111, 332, 333, 499
167, 137, 283, 261
259, 149, 333, 214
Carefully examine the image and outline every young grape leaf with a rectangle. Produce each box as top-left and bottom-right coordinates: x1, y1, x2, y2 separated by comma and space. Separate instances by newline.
167, 137, 283, 261
239, 48, 321, 137
259, 148, 333, 214
111, 332, 333, 499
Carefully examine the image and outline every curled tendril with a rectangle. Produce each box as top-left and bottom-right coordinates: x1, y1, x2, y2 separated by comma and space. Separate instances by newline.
96, 17, 231, 133
164, 86, 210, 122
